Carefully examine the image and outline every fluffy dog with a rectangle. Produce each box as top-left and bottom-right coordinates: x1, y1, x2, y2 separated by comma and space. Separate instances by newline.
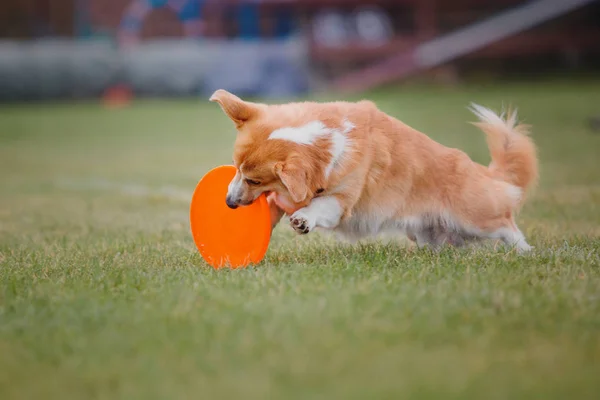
210, 89, 538, 252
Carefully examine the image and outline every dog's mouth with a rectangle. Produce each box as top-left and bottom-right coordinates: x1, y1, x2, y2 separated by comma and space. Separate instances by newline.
226, 195, 253, 209
229, 191, 273, 209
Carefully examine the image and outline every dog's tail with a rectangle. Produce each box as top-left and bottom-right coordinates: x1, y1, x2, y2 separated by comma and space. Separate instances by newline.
469, 103, 538, 206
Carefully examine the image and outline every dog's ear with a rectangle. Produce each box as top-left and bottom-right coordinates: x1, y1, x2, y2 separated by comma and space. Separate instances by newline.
274, 157, 310, 203
209, 89, 260, 128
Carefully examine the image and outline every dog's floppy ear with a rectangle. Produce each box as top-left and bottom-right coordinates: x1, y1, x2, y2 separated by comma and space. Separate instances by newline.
209, 89, 260, 128
274, 156, 310, 203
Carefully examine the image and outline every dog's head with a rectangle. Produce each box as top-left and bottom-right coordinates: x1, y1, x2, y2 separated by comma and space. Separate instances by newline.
210, 89, 331, 210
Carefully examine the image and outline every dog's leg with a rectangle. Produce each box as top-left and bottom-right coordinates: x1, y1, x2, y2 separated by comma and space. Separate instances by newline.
289, 196, 343, 234
436, 226, 478, 248
411, 223, 472, 250
469, 220, 532, 253
494, 227, 532, 253
413, 226, 458, 251
413, 225, 437, 249
450, 182, 532, 252
441, 231, 465, 247
406, 231, 417, 243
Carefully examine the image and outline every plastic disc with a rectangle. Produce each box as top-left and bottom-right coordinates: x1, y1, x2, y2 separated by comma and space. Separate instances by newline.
190, 165, 272, 268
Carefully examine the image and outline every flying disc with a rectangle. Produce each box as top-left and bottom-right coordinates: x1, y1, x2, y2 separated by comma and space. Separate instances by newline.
190, 165, 271, 268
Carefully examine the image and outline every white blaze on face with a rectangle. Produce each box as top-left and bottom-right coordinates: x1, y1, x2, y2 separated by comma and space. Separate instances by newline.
268, 119, 354, 178
268, 121, 330, 144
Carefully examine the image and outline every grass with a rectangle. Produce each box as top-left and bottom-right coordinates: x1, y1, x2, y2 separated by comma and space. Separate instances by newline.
1, 80, 600, 399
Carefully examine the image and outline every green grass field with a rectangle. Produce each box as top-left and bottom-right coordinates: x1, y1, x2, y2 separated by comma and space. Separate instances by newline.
1, 81, 599, 399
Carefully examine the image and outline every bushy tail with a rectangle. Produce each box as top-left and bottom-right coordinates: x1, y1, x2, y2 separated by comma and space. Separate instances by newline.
469, 103, 538, 202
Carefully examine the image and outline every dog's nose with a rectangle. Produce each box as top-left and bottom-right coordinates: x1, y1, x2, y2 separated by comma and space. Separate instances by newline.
225, 195, 239, 209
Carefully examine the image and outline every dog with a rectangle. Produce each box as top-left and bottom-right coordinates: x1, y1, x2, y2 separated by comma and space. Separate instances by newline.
210, 89, 538, 252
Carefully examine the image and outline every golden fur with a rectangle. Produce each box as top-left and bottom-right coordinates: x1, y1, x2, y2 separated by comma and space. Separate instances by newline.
210, 89, 538, 251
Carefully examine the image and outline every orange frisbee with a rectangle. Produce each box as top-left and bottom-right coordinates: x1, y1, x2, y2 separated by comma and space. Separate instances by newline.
190, 165, 271, 268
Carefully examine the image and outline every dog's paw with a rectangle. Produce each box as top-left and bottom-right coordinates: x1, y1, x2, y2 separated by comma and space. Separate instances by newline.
289, 210, 315, 234
516, 243, 533, 254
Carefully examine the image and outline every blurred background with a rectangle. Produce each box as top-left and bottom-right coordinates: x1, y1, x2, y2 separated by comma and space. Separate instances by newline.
0, 0, 599, 101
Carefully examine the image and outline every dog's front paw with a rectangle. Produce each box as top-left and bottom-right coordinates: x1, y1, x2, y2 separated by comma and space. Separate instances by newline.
290, 210, 315, 234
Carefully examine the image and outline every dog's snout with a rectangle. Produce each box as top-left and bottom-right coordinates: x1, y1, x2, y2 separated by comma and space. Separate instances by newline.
225, 195, 239, 209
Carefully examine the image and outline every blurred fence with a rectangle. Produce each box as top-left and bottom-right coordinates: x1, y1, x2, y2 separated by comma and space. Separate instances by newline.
0, 38, 309, 100
0, 0, 309, 100
0, 0, 599, 100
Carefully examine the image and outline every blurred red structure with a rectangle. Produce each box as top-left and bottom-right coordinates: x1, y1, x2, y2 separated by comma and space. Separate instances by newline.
220, 0, 599, 82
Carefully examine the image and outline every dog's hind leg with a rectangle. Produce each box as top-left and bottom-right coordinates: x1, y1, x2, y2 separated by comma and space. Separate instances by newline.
413, 225, 436, 249
451, 175, 532, 252
491, 225, 532, 253
467, 217, 532, 253
411, 225, 460, 251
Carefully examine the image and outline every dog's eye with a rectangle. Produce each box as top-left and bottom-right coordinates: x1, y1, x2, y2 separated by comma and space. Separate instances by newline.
245, 179, 261, 186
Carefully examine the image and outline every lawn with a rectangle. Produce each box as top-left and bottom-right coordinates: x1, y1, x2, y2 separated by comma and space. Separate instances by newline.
1, 81, 599, 400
